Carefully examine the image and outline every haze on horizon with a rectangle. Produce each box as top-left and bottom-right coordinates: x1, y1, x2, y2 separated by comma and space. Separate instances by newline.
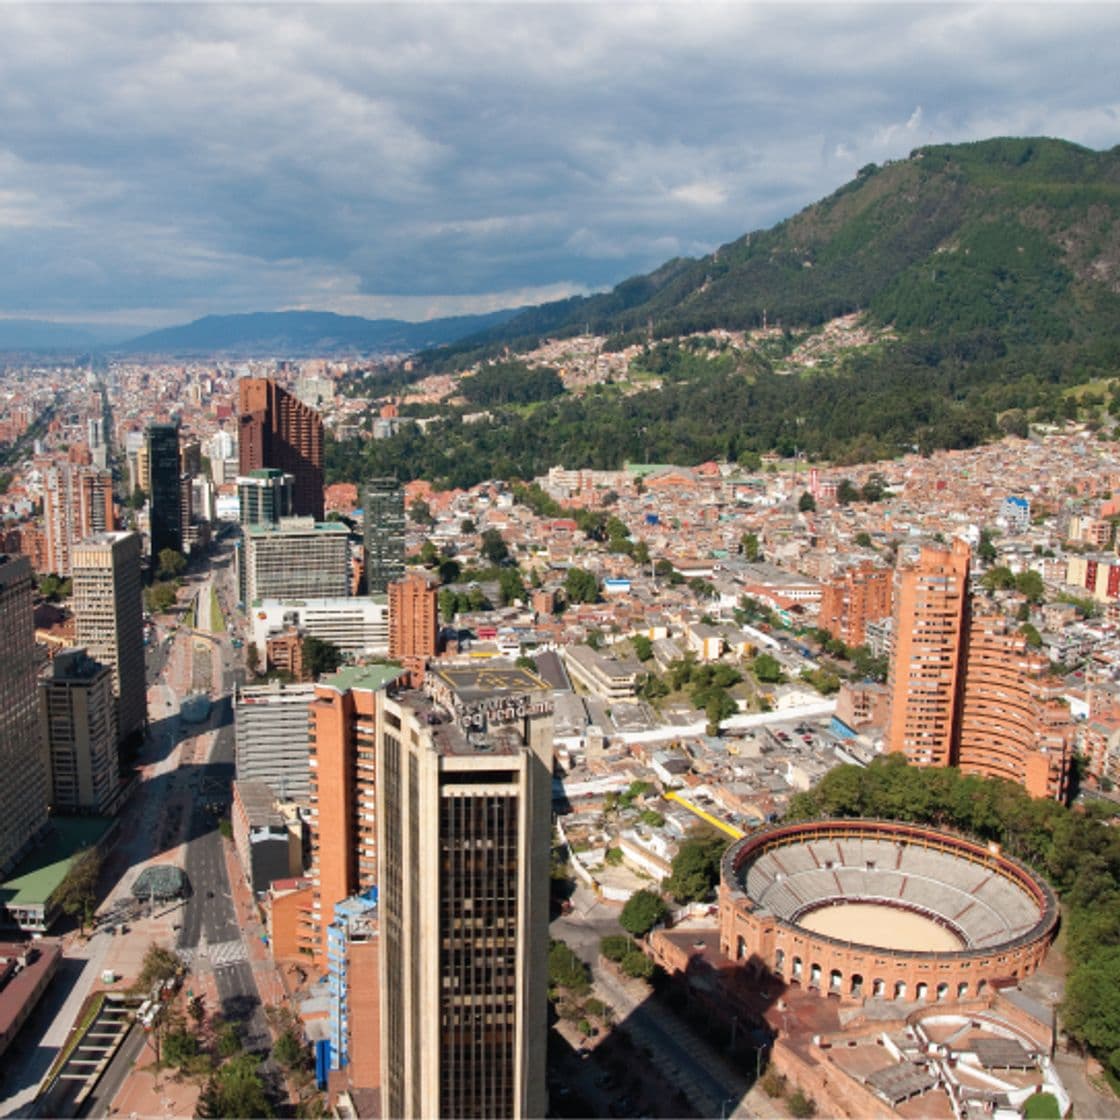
2, 2, 1118, 331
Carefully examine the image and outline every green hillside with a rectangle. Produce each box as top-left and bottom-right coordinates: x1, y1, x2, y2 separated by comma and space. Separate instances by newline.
329, 137, 1120, 487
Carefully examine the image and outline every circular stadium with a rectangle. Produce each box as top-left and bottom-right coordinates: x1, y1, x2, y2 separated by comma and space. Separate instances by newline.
719, 819, 1058, 1003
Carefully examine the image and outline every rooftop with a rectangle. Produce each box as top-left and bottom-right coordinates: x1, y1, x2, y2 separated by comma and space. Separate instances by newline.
320, 663, 403, 694
427, 663, 550, 706
0, 817, 115, 908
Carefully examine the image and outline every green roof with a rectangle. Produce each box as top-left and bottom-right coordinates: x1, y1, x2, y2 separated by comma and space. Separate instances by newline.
0, 817, 115, 908
321, 662, 403, 694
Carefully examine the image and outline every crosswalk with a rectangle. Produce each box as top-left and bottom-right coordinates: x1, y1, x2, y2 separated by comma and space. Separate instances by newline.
179, 938, 248, 969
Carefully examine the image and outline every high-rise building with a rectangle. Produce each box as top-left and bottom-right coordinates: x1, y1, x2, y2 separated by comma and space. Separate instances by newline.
235, 680, 316, 800
886, 539, 971, 768
887, 539, 1072, 800
72, 532, 146, 745
238, 378, 324, 521
363, 478, 405, 595
958, 610, 1073, 801
242, 517, 351, 604
307, 664, 404, 961
377, 664, 553, 1120
388, 571, 438, 684
42, 464, 115, 576
39, 648, 121, 815
818, 560, 893, 649
146, 423, 182, 560
238, 468, 295, 527
0, 555, 49, 876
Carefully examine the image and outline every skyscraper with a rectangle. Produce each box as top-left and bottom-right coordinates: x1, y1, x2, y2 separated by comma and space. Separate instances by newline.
238, 468, 295, 527
42, 464, 115, 576
307, 664, 404, 961
887, 539, 1072, 800
886, 539, 971, 767
39, 648, 121, 815
238, 378, 324, 521
72, 532, 146, 745
377, 664, 553, 1120
147, 423, 182, 560
388, 571, 438, 685
363, 478, 405, 595
818, 560, 893, 649
0, 555, 49, 876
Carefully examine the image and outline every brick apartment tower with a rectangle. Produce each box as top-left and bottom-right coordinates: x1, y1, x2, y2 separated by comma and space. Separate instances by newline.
887, 539, 1072, 800
887, 540, 971, 767
43, 464, 115, 576
388, 572, 438, 686
818, 560, 893, 648
307, 664, 404, 962
958, 610, 1073, 800
238, 378, 324, 521
0, 555, 49, 876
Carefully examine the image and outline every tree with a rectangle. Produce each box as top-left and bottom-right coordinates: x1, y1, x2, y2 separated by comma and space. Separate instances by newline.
620, 950, 655, 979
978, 528, 998, 564
418, 539, 440, 567
741, 532, 761, 562
564, 567, 599, 604
665, 833, 727, 904
129, 486, 147, 510
272, 1028, 306, 1071
163, 1026, 200, 1068
498, 567, 526, 605
460, 518, 476, 534
798, 491, 817, 512
437, 558, 461, 585
788, 1089, 817, 1118
135, 942, 182, 994
632, 634, 653, 662
704, 690, 738, 736
981, 565, 1016, 591
619, 889, 668, 938
56, 848, 101, 934
157, 548, 187, 580
197, 1052, 273, 1119
1016, 569, 1045, 603
752, 653, 783, 684
480, 528, 510, 566
837, 479, 860, 505
600, 934, 632, 963
302, 636, 343, 679
548, 940, 591, 995
408, 499, 434, 525
38, 574, 73, 602
1019, 622, 1043, 648
145, 581, 178, 614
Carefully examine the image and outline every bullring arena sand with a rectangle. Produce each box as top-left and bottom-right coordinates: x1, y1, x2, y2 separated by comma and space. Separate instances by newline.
797, 902, 965, 952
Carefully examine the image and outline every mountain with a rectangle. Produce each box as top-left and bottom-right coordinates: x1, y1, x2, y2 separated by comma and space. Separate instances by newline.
419, 136, 1120, 366
0, 319, 140, 352
114, 308, 523, 357
329, 137, 1120, 489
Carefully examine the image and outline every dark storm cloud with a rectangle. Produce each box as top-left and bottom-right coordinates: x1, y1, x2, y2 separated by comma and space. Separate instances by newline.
0, 3, 1118, 324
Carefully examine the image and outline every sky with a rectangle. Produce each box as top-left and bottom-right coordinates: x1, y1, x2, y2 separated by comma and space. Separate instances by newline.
2, 2, 1119, 330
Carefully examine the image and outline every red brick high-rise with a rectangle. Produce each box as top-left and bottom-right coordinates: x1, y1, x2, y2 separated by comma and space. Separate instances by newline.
886, 540, 1072, 801
238, 378, 324, 521
818, 560, 892, 648
388, 571, 438, 686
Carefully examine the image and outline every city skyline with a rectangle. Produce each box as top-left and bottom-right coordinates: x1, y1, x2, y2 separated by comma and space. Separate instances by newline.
1, 4, 1118, 327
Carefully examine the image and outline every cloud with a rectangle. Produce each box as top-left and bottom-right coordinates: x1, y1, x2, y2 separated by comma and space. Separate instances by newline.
0, 3, 1118, 324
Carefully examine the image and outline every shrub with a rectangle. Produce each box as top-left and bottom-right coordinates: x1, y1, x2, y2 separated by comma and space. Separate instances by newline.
760, 1069, 787, 1098
600, 935, 632, 963
788, 1089, 817, 1118
621, 950, 655, 980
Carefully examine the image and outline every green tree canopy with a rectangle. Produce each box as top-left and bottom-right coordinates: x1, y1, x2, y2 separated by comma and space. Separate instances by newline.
619, 889, 668, 937
302, 636, 344, 679
752, 653, 784, 683
157, 548, 187, 580
480, 528, 510, 566
798, 490, 817, 512
564, 567, 600, 604
664, 833, 728, 904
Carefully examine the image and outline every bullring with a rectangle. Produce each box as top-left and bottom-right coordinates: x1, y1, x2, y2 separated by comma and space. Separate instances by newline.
719, 819, 1057, 1003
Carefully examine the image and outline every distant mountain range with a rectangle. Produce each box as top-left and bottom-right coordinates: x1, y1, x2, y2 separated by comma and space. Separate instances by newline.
0, 308, 526, 357
0, 319, 140, 352
111, 308, 525, 357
